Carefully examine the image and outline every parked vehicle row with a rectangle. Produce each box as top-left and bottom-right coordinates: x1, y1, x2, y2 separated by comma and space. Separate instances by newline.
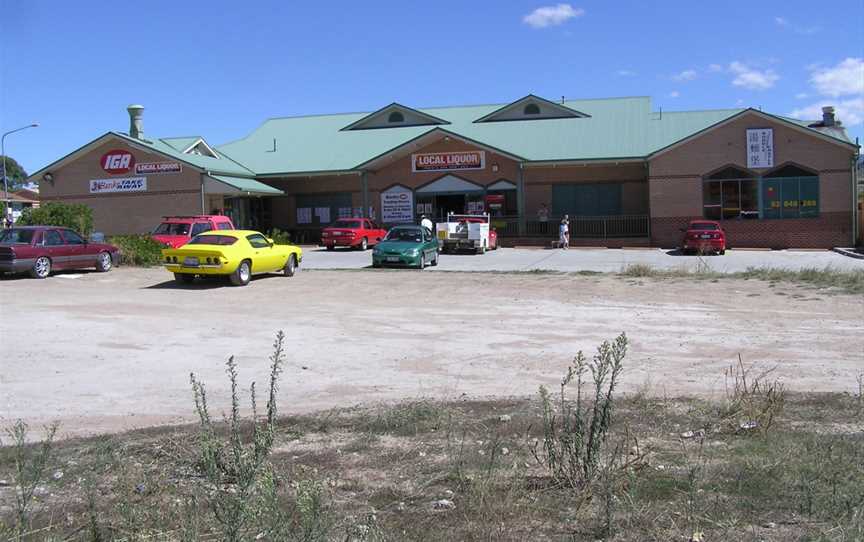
0, 217, 728, 282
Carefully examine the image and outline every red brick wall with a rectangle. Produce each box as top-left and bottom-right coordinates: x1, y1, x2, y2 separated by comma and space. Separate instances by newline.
648, 112, 856, 248
651, 212, 853, 249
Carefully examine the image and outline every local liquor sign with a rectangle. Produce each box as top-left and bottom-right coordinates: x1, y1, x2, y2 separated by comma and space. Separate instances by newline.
89, 177, 147, 194
135, 161, 182, 174
411, 150, 485, 173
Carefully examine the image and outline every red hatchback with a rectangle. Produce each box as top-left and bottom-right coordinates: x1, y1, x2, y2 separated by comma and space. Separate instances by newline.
321, 218, 387, 251
0, 226, 120, 278
151, 215, 235, 248
681, 220, 726, 255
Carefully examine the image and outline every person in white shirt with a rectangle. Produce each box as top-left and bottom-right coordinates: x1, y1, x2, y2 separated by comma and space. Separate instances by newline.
559, 215, 570, 249
420, 214, 433, 233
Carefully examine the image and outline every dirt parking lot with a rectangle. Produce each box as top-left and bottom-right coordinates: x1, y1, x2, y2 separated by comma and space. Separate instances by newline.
1, 267, 862, 440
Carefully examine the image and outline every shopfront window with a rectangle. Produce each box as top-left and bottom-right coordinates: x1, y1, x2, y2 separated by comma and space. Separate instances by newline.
702, 167, 758, 220
762, 165, 819, 219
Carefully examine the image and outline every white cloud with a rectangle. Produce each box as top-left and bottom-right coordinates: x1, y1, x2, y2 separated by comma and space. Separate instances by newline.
795, 92, 809, 99
728, 61, 779, 90
669, 91, 680, 98
708, 64, 724, 73
809, 58, 864, 97
672, 69, 698, 82
616, 69, 637, 77
523, 4, 584, 28
774, 15, 820, 35
790, 97, 864, 126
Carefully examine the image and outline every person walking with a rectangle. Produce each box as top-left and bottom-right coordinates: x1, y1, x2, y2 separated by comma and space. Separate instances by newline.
559, 214, 570, 250
420, 214, 434, 233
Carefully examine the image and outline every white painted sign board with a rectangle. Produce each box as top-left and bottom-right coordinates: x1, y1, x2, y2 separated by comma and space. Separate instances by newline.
746, 128, 774, 168
381, 185, 414, 223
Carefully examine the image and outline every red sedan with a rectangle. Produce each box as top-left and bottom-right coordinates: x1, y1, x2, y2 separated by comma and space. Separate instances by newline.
681, 220, 726, 255
0, 226, 120, 278
321, 218, 387, 251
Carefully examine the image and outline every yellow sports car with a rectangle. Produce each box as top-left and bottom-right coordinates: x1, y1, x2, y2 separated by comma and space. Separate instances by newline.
162, 230, 302, 286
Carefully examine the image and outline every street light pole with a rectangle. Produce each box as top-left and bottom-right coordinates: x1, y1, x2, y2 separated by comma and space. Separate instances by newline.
2, 123, 40, 226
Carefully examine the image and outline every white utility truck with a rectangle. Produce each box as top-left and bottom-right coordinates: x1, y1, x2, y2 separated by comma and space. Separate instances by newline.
435, 213, 497, 254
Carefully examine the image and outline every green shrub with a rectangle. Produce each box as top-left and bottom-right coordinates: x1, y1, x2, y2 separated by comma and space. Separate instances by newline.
18, 202, 94, 237
266, 228, 291, 245
109, 235, 164, 266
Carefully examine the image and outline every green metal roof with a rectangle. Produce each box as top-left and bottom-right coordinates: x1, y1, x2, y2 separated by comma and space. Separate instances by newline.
160, 136, 202, 152
216, 96, 856, 175
208, 174, 283, 195
111, 132, 255, 176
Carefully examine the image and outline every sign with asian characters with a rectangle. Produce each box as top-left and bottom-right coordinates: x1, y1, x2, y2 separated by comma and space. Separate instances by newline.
746, 128, 774, 169
89, 176, 147, 194
412, 150, 485, 173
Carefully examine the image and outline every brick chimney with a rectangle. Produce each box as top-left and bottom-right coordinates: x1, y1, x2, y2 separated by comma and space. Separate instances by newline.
127, 104, 144, 139
821, 106, 835, 127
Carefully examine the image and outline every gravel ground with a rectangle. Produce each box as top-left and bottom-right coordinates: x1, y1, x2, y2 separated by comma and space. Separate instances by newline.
1, 265, 861, 440
302, 246, 864, 273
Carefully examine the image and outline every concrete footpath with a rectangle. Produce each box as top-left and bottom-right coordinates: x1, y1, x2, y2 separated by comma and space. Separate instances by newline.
301, 247, 864, 273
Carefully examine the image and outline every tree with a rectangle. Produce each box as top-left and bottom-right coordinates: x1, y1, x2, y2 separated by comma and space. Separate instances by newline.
0, 155, 28, 189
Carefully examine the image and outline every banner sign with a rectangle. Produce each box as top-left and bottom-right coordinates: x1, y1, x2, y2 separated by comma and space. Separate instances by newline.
412, 150, 485, 173
381, 185, 414, 223
135, 161, 182, 174
89, 176, 147, 194
101, 149, 136, 174
746, 128, 774, 168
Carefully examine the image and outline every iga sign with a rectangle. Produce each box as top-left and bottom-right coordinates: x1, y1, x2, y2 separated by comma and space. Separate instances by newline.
746, 128, 774, 168
89, 176, 147, 194
135, 161, 182, 174
100, 149, 136, 174
381, 185, 414, 223
412, 150, 485, 173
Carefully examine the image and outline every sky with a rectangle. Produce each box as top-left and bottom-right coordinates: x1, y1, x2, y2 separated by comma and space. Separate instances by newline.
1, 0, 862, 175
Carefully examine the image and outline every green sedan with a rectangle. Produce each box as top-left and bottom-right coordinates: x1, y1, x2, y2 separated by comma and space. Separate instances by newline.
372, 225, 439, 269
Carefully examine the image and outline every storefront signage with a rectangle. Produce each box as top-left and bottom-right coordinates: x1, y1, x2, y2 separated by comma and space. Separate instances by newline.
381, 185, 414, 223
411, 150, 485, 173
135, 161, 182, 174
89, 176, 147, 194
746, 128, 774, 168
100, 149, 136, 174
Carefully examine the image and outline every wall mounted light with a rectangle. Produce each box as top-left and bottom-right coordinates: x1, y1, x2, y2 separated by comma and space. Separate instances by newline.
491, 163, 499, 173
43, 172, 54, 185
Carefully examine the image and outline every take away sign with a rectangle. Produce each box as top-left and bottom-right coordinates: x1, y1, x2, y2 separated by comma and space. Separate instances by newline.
412, 150, 485, 173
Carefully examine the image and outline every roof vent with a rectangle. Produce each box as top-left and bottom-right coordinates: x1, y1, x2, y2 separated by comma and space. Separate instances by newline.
127, 104, 144, 139
821, 106, 835, 127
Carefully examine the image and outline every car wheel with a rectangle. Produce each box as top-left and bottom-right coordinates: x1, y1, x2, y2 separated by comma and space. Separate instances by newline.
326, 245, 334, 251
96, 251, 113, 272
30, 256, 51, 279
174, 273, 195, 284
372, 262, 381, 268
431, 252, 438, 266
719, 249, 726, 255
230, 260, 251, 286
283, 254, 297, 277
418, 253, 426, 270
359, 237, 368, 251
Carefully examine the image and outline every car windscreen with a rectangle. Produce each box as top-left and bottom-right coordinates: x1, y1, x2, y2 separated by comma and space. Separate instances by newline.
385, 228, 422, 243
187, 235, 238, 246
153, 222, 191, 235
690, 223, 718, 231
330, 220, 360, 229
0, 229, 36, 244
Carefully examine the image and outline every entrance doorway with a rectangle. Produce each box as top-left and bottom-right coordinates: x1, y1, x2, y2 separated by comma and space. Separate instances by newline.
434, 194, 466, 219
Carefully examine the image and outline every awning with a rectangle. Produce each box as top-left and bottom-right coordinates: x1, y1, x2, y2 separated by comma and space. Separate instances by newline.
205, 174, 283, 196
